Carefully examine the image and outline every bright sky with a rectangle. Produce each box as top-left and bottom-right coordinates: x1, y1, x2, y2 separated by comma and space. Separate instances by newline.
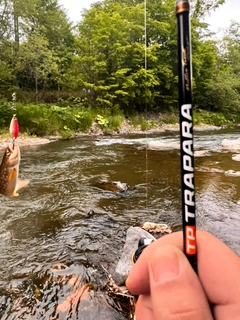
58, 0, 240, 34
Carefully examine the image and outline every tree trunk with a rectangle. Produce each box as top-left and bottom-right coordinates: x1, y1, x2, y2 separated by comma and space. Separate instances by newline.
35, 72, 38, 104
13, 0, 19, 86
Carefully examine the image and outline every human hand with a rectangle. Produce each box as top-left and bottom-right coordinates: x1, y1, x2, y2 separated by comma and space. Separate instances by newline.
126, 230, 240, 320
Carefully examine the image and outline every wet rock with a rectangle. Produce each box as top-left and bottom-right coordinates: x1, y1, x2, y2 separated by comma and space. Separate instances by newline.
194, 150, 209, 157
76, 291, 129, 320
232, 154, 240, 161
221, 138, 240, 151
113, 224, 172, 285
98, 181, 130, 193
203, 220, 240, 257
113, 226, 156, 285
147, 141, 180, 150
225, 170, 240, 177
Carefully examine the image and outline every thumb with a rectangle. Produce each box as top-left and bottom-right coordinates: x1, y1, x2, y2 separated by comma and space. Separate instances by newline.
149, 244, 213, 320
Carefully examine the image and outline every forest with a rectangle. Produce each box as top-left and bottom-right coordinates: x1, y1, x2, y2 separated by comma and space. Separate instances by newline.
0, 0, 240, 135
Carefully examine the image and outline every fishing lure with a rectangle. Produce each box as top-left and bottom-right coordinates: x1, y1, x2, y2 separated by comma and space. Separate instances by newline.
9, 115, 19, 148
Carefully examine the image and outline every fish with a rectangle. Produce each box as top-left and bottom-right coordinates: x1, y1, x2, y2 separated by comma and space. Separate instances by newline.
0, 144, 29, 197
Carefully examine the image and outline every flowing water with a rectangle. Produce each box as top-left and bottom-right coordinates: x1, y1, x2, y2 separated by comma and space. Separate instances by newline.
0, 128, 240, 319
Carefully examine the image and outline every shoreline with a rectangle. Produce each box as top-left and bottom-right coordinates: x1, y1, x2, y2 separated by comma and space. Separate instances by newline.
0, 124, 222, 151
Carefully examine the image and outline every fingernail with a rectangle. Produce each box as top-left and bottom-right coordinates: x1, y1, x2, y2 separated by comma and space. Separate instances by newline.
149, 245, 180, 284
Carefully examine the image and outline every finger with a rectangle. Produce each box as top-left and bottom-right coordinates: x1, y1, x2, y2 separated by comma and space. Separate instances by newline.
134, 295, 154, 320
126, 230, 240, 319
126, 231, 183, 294
149, 244, 213, 320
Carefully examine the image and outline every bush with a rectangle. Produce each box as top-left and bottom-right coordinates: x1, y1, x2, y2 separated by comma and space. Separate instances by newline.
193, 109, 229, 126
108, 114, 124, 131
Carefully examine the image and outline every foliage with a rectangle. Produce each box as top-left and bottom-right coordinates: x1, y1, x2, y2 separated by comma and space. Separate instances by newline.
202, 21, 240, 113
191, 0, 225, 19
16, 30, 59, 101
6, 103, 95, 136
0, 100, 13, 127
159, 109, 179, 124
0, 100, 239, 139
193, 109, 229, 126
96, 115, 109, 129
0, 0, 240, 123
108, 115, 124, 131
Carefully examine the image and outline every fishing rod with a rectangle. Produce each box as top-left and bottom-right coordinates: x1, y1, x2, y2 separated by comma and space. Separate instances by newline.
176, 0, 197, 273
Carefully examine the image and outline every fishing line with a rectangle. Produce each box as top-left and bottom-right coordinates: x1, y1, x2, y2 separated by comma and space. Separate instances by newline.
144, 0, 148, 212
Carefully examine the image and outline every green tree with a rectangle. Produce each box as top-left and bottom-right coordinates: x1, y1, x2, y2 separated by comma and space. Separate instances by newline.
191, 0, 225, 19
0, 0, 74, 95
67, 0, 181, 111
16, 30, 59, 102
205, 21, 240, 113
66, 1, 158, 110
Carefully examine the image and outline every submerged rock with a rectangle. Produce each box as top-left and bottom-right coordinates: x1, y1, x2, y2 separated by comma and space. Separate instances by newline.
98, 181, 130, 193
147, 140, 180, 150
194, 150, 209, 157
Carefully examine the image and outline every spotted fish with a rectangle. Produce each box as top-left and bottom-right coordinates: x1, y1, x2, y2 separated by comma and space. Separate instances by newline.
0, 145, 29, 197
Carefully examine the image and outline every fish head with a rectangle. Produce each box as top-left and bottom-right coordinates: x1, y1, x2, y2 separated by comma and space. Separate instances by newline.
3, 145, 20, 168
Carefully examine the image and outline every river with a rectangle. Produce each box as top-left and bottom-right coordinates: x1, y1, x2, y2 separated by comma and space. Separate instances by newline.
0, 128, 240, 319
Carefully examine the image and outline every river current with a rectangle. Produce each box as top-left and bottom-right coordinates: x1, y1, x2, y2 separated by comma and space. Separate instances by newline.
0, 128, 240, 319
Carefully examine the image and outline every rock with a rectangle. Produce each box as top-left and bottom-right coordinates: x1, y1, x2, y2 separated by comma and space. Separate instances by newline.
232, 154, 240, 161
221, 138, 240, 151
98, 181, 130, 193
194, 150, 209, 157
142, 222, 172, 235
147, 141, 180, 150
225, 170, 240, 177
194, 125, 221, 131
113, 223, 173, 285
112, 181, 130, 192
113, 226, 156, 285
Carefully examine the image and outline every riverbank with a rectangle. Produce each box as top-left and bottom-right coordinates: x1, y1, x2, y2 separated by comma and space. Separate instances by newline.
0, 136, 56, 151
0, 123, 222, 151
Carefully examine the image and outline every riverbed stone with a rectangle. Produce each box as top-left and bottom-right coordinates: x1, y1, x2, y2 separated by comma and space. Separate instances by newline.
194, 150, 209, 157
232, 154, 240, 161
113, 226, 156, 285
97, 181, 130, 193
221, 138, 240, 151
147, 140, 180, 150
142, 222, 172, 235
225, 170, 240, 177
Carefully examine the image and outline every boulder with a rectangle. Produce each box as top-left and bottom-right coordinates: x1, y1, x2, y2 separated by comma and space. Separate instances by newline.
113, 226, 155, 285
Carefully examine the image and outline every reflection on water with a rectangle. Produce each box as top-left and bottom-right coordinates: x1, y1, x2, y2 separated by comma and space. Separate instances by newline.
0, 128, 240, 318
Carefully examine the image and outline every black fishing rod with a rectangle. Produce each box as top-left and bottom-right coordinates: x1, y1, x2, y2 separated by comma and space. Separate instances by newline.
176, 0, 197, 273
